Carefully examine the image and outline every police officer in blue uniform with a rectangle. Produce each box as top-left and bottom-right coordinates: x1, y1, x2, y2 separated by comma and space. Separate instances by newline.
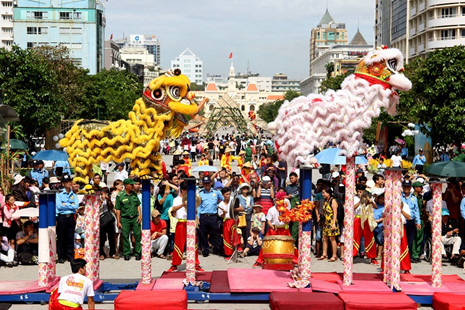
30, 160, 49, 188
56, 174, 79, 263
198, 176, 224, 257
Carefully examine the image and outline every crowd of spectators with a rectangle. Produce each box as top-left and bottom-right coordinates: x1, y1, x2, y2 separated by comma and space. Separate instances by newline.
2, 133, 465, 273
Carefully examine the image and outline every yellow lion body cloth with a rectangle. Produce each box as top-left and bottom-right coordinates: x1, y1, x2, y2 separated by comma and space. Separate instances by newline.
60, 69, 202, 183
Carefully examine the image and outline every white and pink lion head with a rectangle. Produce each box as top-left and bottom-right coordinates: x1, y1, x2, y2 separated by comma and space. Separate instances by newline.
269, 46, 412, 167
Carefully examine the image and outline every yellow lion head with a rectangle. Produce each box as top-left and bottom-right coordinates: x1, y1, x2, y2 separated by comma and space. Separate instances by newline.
143, 69, 198, 119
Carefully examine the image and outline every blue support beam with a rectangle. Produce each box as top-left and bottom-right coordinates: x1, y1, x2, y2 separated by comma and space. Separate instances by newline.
141, 179, 151, 230
300, 167, 313, 232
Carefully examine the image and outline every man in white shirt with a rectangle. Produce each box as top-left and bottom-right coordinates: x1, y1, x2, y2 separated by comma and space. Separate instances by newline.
167, 182, 203, 272
253, 200, 297, 268
50, 258, 95, 309
114, 163, 128, 181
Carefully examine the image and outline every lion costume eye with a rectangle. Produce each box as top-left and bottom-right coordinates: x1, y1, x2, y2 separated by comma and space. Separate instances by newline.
387, 58, 398, 73
168, 86, 181, 101
151, 88, 166, 102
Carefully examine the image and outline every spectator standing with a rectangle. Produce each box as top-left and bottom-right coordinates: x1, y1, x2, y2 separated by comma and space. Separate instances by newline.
236, 183, 254, 241
167, 181, 203, 272
391, 150, 402, 168
411, 181, 426, 262
256, 176, 275, 215
100, 161, 109, 184
198, 176, 224, 257
56, 174, 79, 263
401, 180, 421, 261
2, 194, 20, 248
115, 178, 142, 261
218, 187, 240, 258
30, 160, 49, 187
277, 156, 287, 187
400, 143, 409, 159
373, 194, 385, 260
440, 149, 450, 162
412, 149, 426, 174
319, 187, 340, 262
114, 163, 128, 181
99, 188, 118, 260
54, 160, 71, 176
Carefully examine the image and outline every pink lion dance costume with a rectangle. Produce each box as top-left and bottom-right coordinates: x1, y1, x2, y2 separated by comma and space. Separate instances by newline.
269, 46, 412, 166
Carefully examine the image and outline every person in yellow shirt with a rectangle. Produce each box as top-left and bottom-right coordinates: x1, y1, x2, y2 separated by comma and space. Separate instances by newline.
198, 153, 208, 167
235, 150, 246, 170
221, 148, 233, 171
181, 151, 192, 175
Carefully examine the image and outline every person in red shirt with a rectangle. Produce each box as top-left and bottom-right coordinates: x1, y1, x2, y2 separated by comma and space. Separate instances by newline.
150, 209, 168, 259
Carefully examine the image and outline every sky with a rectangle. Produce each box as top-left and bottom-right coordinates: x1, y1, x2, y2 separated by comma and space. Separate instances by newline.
104, 0, 375, 80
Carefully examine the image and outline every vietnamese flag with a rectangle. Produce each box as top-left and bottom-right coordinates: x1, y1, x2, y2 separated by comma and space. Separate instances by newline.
229, 52, 233, 59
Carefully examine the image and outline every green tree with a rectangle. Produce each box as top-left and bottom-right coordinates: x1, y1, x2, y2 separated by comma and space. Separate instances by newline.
258, 89, 301, 123
73, 69, 142, 121
319, 71, 350, 93
0, 46, 65, 144
401, 46, 465, 144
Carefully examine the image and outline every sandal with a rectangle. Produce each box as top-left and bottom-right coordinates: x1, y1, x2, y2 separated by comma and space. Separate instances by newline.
99, 255, 105, 260
317, 255, 328, 260
328, 257, 337, 262
111, 254, 120, 259
157, 254, 167, 259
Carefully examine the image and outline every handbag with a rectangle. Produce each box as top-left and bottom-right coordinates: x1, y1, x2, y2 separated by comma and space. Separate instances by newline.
100, 210, 115, 227
237, 213, 247, 228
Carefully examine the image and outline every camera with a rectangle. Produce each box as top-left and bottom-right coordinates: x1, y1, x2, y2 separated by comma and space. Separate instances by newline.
250, 181, 256, 187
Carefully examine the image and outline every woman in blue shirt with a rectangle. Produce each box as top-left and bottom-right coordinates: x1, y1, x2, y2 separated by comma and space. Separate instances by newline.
373, 194, 385, 260
157, 177, 179, 256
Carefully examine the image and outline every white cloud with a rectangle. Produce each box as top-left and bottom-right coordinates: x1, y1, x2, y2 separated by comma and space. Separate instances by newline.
104, 0, 374, 80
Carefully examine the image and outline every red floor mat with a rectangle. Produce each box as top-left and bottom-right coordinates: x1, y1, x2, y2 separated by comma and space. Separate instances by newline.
338, 292, 416, 309
209, 270, 230, 293
433, 292, 465, 310
270, 291, 344, 310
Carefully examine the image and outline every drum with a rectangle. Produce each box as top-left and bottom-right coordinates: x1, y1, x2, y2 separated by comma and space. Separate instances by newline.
262, 235, 295, 270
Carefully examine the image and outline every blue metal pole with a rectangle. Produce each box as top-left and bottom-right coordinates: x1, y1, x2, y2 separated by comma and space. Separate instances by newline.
186, 178, 196, 221
39, 194, 48, 229
38, 193, 49, 287
47, 193, 56, 228
300, 167, 313, 231
141, 179, 151, 230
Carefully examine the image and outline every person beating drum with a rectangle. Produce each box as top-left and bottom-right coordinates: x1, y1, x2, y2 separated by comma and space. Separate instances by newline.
252, 193, 298, 268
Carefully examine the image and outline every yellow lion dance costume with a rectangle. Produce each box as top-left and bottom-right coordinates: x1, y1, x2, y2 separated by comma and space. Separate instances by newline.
60, 69, 202, 183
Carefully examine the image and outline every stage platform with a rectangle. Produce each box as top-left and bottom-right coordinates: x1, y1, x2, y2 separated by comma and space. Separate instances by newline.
1, 270, 464, 305
135, 269, 465, 305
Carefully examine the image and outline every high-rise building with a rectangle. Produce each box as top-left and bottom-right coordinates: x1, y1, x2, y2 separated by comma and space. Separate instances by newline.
0, 0, 14, 49
171, 48, 203, 84
375, 0, 465, 61
114, 34, 160, 65
309, 9, 348, 75
13, 0, 105, 74
301, 9, 363, 96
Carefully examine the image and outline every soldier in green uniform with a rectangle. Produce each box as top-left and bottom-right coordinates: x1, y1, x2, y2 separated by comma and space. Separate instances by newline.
115, 178, 142, 261
412, 181, 426, 262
